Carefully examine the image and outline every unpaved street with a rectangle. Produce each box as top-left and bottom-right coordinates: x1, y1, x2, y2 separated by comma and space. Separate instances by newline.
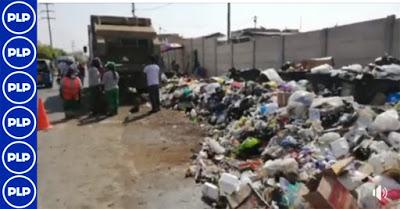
37, 87, 209, 209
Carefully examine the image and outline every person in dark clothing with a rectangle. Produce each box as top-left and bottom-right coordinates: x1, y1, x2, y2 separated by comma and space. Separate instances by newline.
78, 62, 86, 86
144, 56, 161, 113
171, 60, 180, 75
88, 58, 105, 116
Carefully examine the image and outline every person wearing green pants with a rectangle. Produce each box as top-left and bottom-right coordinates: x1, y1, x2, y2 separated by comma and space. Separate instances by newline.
102, 62, 120, 116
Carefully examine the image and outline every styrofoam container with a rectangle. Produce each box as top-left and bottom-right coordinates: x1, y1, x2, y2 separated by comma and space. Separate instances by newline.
218, 173, 240, 195
202, 182, 219, 201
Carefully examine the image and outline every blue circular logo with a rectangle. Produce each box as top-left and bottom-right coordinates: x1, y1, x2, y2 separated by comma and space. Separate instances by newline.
2, 106, 36, 140
2, 141, 36, 175
2, 71, 36, 104
2, 1, 36, 35
2, 36, 36, 70
2, 175, 36, 208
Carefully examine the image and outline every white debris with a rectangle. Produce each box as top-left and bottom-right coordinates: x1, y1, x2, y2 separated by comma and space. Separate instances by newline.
330, 138, 349, 158
202, 182, 219, 201
218, 173, 240, 195
372, 109, 400, 132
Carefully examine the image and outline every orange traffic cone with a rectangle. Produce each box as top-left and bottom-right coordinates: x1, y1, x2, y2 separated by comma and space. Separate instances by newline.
38, 98, 52, 130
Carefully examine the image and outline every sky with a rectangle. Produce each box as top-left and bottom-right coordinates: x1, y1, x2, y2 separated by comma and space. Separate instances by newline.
37, 3, 400, 52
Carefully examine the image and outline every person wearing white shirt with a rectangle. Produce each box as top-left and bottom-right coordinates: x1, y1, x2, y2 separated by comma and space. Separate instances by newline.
144, 56, 161, 113
102, 62, 120, 116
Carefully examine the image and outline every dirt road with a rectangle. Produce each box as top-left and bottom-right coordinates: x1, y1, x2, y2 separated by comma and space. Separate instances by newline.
37, 87, 209, 209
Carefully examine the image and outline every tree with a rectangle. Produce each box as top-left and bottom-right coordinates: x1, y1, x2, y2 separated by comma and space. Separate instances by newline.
37, 43, 66, 59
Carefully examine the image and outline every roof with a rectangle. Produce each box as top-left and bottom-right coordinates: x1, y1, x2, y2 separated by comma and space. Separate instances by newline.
158, 33, 181, 38
203, 32, 225, 39
232, 27, 299, 38
91, 15, 152, 27
94, 24, 157, 39
161, 43, 183, 52
242, 31, 298, 37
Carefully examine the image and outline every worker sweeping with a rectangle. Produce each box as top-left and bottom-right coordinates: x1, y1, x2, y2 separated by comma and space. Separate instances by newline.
102, 61, 120, 116
60, 67, 82, 118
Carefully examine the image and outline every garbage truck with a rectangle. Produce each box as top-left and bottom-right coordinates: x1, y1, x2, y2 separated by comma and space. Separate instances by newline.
87, 15, 160, 103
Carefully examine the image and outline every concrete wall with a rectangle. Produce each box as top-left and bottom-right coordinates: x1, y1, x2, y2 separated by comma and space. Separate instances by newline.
192, 38, 204, 67
217, 43, 231, 75
181, 38, 193, 74
393, 19, 400, 59
284, 30, 325, 62
327, 17, 387, 66
174, 50, 184, 71
233, 41, 253, 69
204, 37, 217, 76
178, 16, 399, 76
255, 36, 283, 69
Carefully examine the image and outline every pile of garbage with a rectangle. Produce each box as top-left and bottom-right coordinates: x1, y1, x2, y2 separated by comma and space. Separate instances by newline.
160, 69, 400, 209
303, 55, 400, 81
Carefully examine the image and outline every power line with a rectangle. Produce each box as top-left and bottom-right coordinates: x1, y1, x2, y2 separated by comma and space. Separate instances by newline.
136, 3, 172, 11
40, 3, 55, 49
71, 40, 75, 52
227, 3, 231, 41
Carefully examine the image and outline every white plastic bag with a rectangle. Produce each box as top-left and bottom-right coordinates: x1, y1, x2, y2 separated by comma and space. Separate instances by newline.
356, 182, 380, 209
206, 137, 225, 154
287, 91, 315, 119
372, 109, 400, 132
342, 64, 363, 73
329, 137, 349, 158
261, 68, 284, 84
380, 64, 400, 75
319, 132, 341, 145
288, 90, 314, 107
263, 158, 298, 176
368, 151, 400, 174
204, 83, 221, 95
388, 132, 400, 150
310, 64, 333, 74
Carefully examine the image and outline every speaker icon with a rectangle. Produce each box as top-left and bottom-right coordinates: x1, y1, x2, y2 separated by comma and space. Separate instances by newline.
372, 185, 388, 201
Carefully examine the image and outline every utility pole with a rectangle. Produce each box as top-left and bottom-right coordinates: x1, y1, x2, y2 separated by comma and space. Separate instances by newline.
227, 3, 231, 41
132, 3, 135, 17
227, 3, 233, 69
299, 16, 302, 32
41, 3, 55, 49
71, 41, 75, 52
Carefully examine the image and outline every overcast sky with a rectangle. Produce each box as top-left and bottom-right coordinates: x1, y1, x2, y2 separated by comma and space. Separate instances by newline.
37, 3, 400, 52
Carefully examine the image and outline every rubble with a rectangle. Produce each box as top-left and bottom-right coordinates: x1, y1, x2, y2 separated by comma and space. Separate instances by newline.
160, 56, 400, 209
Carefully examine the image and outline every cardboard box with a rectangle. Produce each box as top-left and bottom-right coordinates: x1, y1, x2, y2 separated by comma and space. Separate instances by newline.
330, 157, 354, 175
303, 174, 359, 209
227, 184, 252, 209
277, 91, 291, 107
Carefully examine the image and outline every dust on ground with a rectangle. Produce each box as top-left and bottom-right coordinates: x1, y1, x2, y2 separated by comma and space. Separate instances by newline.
38, 89, 209, 209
